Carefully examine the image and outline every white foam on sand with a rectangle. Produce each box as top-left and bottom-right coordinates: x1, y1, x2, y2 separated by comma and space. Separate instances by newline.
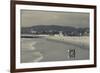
21, 38, 43, 62
21, 39, 37, 50
32, 52, 44, 62
31, 42, 37, 50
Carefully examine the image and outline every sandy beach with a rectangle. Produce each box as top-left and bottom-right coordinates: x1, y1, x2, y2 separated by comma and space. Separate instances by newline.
21, 36, 89, 63
46, 36, 89, 48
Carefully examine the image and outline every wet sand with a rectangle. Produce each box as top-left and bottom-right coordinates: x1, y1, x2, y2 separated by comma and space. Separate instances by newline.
21, 37, 89, 63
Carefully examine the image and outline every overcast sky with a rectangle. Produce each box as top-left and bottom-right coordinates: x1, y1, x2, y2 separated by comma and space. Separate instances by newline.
21, 10, 89, 28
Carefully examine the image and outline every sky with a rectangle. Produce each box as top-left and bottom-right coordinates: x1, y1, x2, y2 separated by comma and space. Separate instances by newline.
21, 10, 89, 28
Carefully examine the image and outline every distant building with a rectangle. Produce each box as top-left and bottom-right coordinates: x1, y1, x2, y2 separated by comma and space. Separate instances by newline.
79, 33, 82, 36
30, 29, 36, 34
59, 31, 64, 37
83, 31, 89, 36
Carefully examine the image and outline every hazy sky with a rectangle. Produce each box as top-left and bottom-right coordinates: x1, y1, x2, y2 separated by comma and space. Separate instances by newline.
21, 10, 89, 28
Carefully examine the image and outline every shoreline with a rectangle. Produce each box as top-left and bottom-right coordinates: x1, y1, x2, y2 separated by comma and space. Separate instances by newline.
45, 36, 89, 48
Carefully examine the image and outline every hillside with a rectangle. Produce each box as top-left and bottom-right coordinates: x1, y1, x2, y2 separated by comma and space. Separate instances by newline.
21, 25, 89, 36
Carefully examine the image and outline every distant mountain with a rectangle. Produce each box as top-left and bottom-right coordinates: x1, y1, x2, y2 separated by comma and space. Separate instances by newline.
21, 25, 89, 36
